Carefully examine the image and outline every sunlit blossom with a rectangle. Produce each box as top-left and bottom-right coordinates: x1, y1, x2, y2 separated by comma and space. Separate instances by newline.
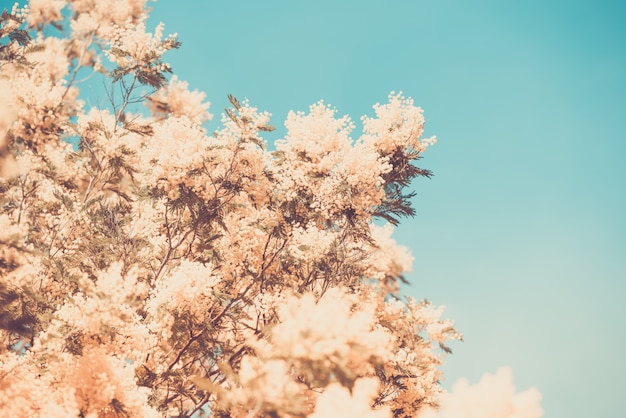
0, 1, 541, 416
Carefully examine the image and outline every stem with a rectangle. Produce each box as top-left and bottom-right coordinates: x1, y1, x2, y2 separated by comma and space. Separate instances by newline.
166, 330, 203, 373
114, 74, 137, 132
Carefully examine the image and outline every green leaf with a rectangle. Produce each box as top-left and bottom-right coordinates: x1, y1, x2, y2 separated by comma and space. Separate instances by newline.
9, 30, 31, 47
124, 122, 154, 136
224, 108, 241, 127
227, 94, 242, 111
109, 47, 129, 58
110, 67, 129, 83
136, 69, 166, 89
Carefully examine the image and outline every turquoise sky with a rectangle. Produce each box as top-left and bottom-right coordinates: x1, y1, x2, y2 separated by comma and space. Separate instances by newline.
143, 1, 626, 417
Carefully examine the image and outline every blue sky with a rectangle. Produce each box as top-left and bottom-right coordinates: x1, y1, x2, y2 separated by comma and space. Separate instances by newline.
141, 1, 626, 417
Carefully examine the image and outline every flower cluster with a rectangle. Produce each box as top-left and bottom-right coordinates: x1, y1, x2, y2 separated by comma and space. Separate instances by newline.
147, 75, 212, 125
26, 0, 64, 27
420, 367, 544, 418
105, 20, 177, 72
70, 0, 147, 40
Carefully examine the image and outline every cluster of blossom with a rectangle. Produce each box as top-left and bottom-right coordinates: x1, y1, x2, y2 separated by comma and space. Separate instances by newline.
25, 0, 63, 27
0, 1, 542, 417
104, 20, 178, 75
274, 102, 391, 221
421, 367, 544, 418
69, 0, 147, 40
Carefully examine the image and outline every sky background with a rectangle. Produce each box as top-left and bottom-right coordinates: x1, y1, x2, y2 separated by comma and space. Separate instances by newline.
140, 1, 626, 417
9, 0, 620, 415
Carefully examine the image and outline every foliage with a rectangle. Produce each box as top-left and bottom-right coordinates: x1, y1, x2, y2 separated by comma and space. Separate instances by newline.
0, 1, 541, 417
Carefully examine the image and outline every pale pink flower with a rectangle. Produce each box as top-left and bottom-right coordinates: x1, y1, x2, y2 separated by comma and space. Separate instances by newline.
148, 75, 212, 124
311, 377, 391, 418
367, 222, 415, 280
258, 288, 391, 364
26, 0, 65, 27
421, 367, 543, 418
361, 92, 433, 154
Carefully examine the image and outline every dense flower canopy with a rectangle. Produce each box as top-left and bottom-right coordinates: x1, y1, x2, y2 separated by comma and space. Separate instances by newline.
0, 1, 542, 417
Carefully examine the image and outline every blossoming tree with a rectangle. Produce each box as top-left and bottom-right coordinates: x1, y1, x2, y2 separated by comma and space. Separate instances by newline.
0, 1, 542, 417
